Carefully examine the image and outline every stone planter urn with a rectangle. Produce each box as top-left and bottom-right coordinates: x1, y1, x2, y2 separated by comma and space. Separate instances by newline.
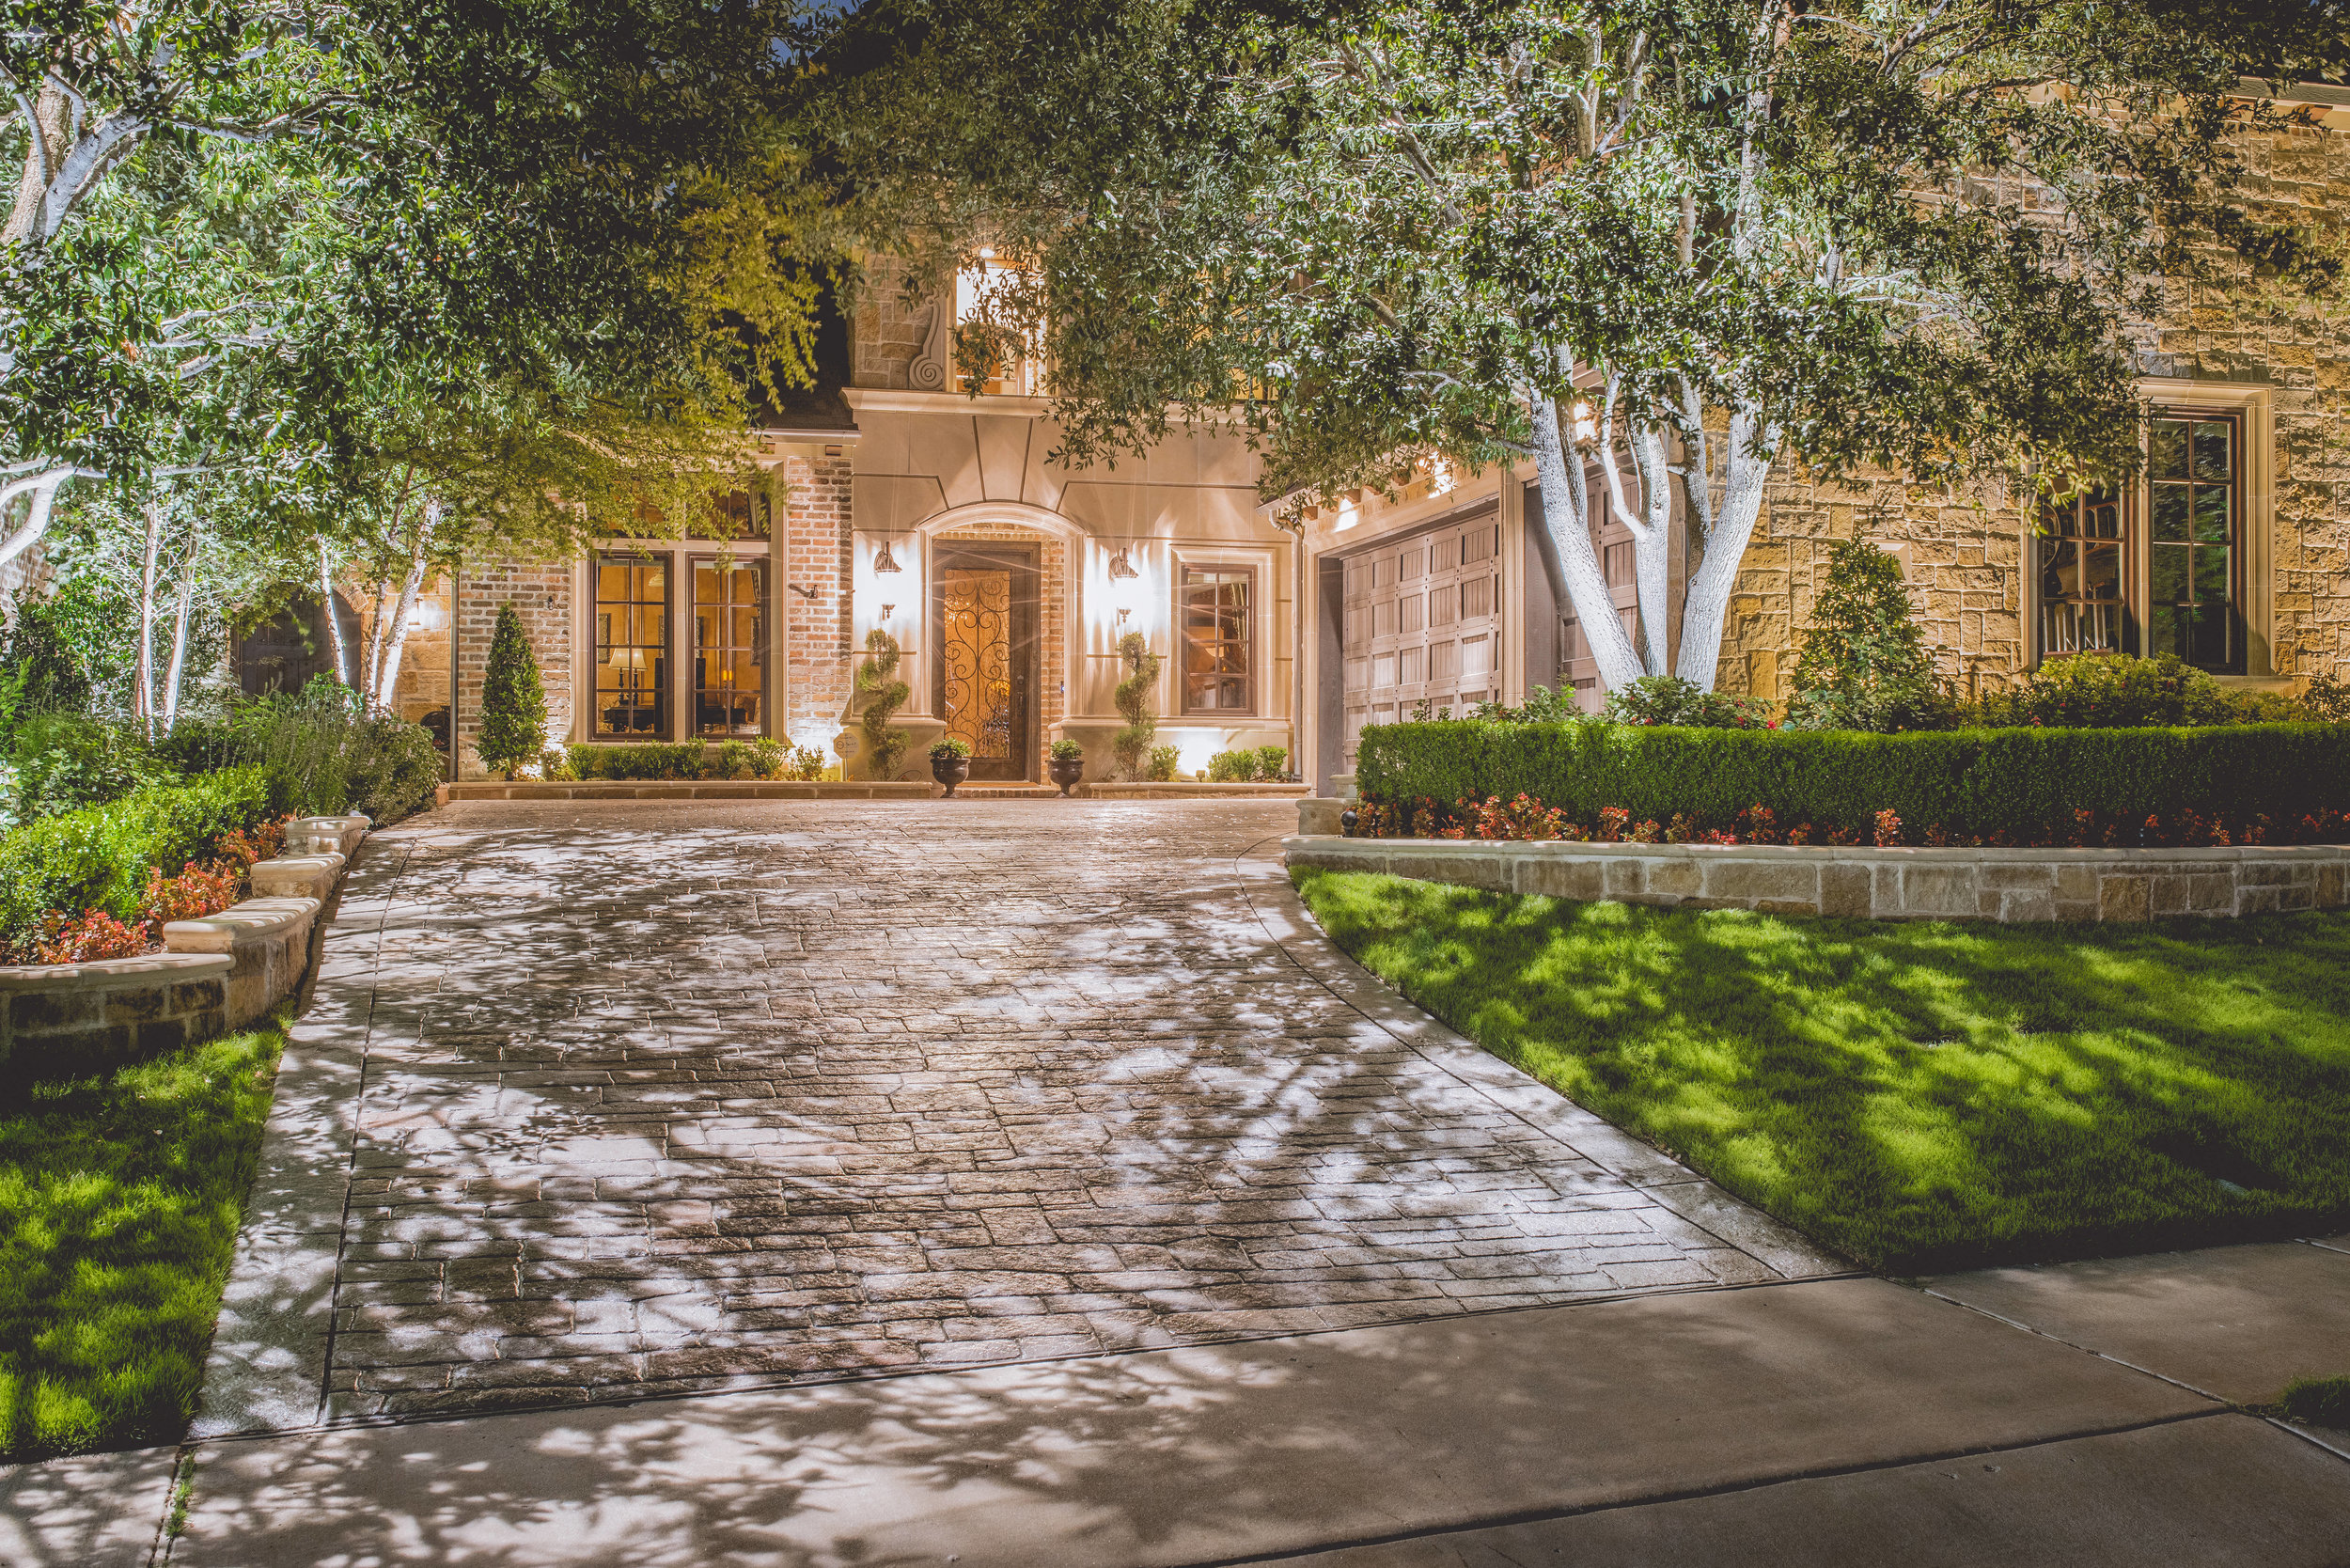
932, 752, 972, 796
1047, 756, 1086, 796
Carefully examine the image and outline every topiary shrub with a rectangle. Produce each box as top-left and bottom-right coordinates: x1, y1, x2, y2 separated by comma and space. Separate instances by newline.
1111, 632, 1160, 781
476, 604, 547, 780
1786, 539, 1952, 731
854, 629, 911, 779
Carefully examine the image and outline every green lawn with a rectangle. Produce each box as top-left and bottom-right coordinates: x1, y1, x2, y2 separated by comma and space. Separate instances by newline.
0, 1021, 286, 1460
1294, 869, 2350, 1273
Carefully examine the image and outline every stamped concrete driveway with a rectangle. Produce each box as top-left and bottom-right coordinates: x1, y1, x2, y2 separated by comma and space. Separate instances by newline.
198, 798, 1835, 1432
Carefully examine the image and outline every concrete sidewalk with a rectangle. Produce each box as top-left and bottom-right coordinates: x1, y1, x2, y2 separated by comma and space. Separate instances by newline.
4, 1237, 2339, 1566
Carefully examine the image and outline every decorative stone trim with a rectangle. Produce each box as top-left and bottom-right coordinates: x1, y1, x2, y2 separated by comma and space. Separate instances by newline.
0, 821, 371, 1077
1283, 829, 2350, 923
1083, 782, 1312, 799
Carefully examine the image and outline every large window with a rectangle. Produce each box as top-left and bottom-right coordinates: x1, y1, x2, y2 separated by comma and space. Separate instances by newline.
693, 557, 765, 737
2036, 409, 2244, 675
594, 555, 667, 737
2148, 415, 2239, 672
1181, 566, 1253, 713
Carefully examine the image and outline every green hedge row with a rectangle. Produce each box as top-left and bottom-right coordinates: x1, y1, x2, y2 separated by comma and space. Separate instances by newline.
564, 739, 811, 782
0, 767, 285, 953
1355, 722, 2350, 842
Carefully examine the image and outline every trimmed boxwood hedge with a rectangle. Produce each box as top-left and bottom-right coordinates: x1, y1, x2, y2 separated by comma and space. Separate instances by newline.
1355, 722, 2350, 843
0, 767, 286, 955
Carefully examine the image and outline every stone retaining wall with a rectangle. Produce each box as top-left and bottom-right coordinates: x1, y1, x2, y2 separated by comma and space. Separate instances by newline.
1284, 824, 2350, 924
0, 814, 370, 1077
442, 779, 1312, 803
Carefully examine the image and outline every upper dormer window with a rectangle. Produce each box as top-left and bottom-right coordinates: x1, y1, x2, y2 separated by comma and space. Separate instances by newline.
954, 248, 1043, 396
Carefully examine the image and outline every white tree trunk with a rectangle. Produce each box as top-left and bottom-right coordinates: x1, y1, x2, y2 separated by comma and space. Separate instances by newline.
1617, 424, 1678, 678
0, 466, 76, 572
368, 499, 440, 716
317, 538, 352, 686
134, 503, 162, 738
1673, 407, 1781, 689
162, 543, 197, 728
1525, 383, 1644, 691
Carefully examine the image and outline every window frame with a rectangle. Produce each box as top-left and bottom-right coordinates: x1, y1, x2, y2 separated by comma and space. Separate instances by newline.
591, 551, 673, 740
2142, 408, 2245, 675
2029, 389, 2271, 677
688, 553, 768, 738
1178, 562, 1258, 715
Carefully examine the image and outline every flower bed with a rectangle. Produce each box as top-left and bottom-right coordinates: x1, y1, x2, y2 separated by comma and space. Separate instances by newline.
1354, 722, 2350, 848
0, 768, 290, 960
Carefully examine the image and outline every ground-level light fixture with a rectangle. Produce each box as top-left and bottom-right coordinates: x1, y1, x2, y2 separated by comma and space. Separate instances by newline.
872, 541, 902, 573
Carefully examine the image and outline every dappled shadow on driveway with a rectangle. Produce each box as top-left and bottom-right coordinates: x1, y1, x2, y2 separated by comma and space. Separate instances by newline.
168, 1275, 2211, 1568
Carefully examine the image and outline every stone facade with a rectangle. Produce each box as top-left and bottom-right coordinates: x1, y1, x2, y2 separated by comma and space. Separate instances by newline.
346, 575, 455, 723
1285, 834, 2350, 925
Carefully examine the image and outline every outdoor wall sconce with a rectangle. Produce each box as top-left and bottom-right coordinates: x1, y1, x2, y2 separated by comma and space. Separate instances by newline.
872, 541, 902, 573
879, 604, 895, 619
1106, 546, 1139, 580
1117, 606, 1132, 626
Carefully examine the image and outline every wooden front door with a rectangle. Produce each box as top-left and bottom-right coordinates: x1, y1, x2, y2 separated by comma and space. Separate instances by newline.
933, 543, 1039, 781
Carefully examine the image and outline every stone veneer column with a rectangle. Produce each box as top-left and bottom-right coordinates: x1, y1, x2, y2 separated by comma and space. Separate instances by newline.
456, 561, 574, 778
777, 451, 856, 750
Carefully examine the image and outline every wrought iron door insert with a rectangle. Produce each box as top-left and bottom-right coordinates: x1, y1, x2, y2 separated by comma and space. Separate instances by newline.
934, 544, 1039, 781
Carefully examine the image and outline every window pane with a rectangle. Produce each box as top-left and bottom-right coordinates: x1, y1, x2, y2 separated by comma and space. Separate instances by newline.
2152, 543, 2189, 604
2192, 422, 2232, 483
2193, 544, 2231, 605
2150, 604, 2183, 659
2086, 496, 2122, 539
2151, 485, 2189, 542
2150, 420, 2189, 480
2080, 541, 2120, 601
2193, 484, 2231, 543
2189, 605, 2231, 668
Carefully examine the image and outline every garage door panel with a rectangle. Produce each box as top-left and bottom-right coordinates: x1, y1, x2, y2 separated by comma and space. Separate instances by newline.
1341, 511, 1505, 767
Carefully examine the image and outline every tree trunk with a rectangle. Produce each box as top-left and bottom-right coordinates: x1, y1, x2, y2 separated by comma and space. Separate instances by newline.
0, 467, 74, 573
134, 502, 162, 739
1622, 425, 1678, 678
368, 499, 441, 716
1673, 407, 1781, 689
162, 543, 197, 728
3, 83, 69, 246
1526, 384, 1644, 691
318, 538, 352, 686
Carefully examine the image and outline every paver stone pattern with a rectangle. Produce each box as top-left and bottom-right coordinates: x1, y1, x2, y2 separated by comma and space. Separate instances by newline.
286, 799, 1813, 1419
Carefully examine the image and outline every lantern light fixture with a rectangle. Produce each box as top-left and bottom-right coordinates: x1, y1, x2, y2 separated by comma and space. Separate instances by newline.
872, 541, 902, 574
1106, 546, 1139, 580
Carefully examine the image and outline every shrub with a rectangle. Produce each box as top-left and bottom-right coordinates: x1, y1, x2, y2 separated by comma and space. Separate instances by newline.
854, 629, 911, 779
1255, 745, 1290, 778
0, 593, 92, 749
1970, 652, 2314, 729
2305, 673, 2350, 724
1786, 539, 1953, 731
226, 682, 436, 821
28, 908, 149, 964
931, 736, 974, 760
344, 713, 442, 822
0, 767, 282, 956
9, 713, 172, 825
1207, 748, 1259, 782
1602, 675, 1777, 729
476, 604, 547, 779
1353, 720, 2350, 846
1145, 744, 1180, 782
1112, 633, 1161, 781
785, 745, 828, 781
563, 740, 810, 783
1046, 738, 1084, 762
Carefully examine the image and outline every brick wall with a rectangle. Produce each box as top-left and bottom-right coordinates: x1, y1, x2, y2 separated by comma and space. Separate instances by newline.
456, 562, 573, 778
777, 454, 856, 745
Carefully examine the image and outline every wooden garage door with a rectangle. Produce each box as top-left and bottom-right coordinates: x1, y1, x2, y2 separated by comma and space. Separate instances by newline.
1340, 510, 1505, 769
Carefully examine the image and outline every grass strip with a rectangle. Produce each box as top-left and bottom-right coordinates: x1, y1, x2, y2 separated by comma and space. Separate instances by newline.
1292, 869, 2350, 1273
2275, 1373, 2350, 1429
0, 1020, 287, 1460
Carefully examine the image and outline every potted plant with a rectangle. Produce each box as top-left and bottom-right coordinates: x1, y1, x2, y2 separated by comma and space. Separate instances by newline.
931, 736, 974, 795
1046, 737, 1086, 796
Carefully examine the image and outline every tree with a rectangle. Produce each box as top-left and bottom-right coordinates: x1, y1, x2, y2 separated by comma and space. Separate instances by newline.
475, 604, 546, 778
1785, 540, 1948, 732
819, 0, 2343, 692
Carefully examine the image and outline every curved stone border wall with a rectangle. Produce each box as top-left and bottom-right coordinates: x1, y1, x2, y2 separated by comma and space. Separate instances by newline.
1283, 823, 2350, 924
0, 813, 370, 1076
